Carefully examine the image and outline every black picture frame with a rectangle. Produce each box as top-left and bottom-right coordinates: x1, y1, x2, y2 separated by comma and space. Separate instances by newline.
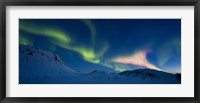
0, 0, 200, 103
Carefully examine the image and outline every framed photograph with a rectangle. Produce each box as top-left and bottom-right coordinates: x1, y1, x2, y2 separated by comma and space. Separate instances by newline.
0, 0, 200, 102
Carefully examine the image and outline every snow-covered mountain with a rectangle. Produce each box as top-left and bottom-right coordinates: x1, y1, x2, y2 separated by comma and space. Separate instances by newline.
118, 69, 181, 84
19, 45, 76, 84
19, 45, 181, 84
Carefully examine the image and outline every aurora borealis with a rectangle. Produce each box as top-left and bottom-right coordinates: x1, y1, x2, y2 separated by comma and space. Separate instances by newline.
113, 50, 160, 70
19, 19, 181, 73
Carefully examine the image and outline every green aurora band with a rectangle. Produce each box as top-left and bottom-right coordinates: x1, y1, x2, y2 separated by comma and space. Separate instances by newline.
80, 19, 97, 44
155, 39, 181, 67
20, 21, 71, 44
19, 34, 33, 46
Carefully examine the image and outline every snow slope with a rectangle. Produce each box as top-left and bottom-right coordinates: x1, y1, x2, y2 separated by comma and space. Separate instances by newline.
19, 45, 76, 84
19, 45, 181, 84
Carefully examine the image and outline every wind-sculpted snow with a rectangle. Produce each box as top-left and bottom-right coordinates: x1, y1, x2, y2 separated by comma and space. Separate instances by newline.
19, 45, 181, 84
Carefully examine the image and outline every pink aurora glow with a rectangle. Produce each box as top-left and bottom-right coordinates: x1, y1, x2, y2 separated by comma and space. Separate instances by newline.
113, 50, 160, 70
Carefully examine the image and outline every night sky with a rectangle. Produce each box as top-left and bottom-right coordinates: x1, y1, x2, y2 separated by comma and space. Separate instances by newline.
19, 19, 181, 73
